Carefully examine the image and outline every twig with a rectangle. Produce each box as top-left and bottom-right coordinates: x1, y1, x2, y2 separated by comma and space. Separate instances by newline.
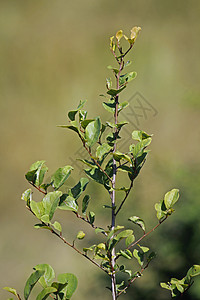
117, 266, 146, 297
29, 182, 47, 195
115, 180, 133, 216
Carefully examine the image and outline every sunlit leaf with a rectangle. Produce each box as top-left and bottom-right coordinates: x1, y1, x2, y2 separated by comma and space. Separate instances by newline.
128, 216, 146, 232
164, 189, 179, 209
57, 273, 78, 299
51, 166, 73, 190
43, 191, 62, 220
36, 287, 57, 300
34, 264, 55, 288
85, 117, 101, 147
76, 231, 85, 240
59, 195, 78, 212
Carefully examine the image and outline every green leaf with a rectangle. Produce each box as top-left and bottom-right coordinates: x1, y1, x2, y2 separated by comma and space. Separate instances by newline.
107, 86, 126, 96
51, 166, 73, 190
116, 30, 123, 41
34, 224, 52, 231
24, 270, 45, 300
82, 195, 90, 215
119, 72, 137, 85
76, 231, 85, 240
147, 251, 156, 263
95, 227, 105, 234
128, 216, 146, 232
68, 100, 87, 121
21, 189, 32, 207
130, 138, 152, 159
155, 200, 167, 220
81, 119, 94, 129
59, 195, 78, 212
85, 117, 101, 147
25, 161, 48, 187
36, 287, 57, 300
43, 191, 62, 221
30, 201, 45, 220
102, 101, 115, 113
113, 151, 131, 163
106, 78, 112, 89
187, 265, 200, 278
116, 229, 133, 240
125, 234, 135, 247
164, 189, 179, 209
58, 125, 79, 134
119, 249, 132, 259
70, 177, 89, 199
53, 221, 62, 232
138, 245, 149, 253
96, 143, 112, 160
57, 273, 78, 299
34, 264, 55, 288
133, 249, 144, 266
3, 287, 18, 297
132, 130, 152, 142
85, 167, 109, 188
118, 102, 129, 113
88, 211, 95, 224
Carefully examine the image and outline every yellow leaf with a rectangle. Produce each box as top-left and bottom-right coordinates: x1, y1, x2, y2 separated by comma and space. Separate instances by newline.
116, 30, 123, 41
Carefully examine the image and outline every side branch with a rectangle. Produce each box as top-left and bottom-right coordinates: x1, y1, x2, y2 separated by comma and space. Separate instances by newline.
27, 206, 108, 275
115, 180, 133, 216
127, 216, 168, 251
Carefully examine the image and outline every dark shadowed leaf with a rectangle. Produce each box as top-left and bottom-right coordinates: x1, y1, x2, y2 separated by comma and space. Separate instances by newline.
58, 195, 78, 212
24, 270, 45, 300
82, 195, 90, 215
70, 177, 89, 199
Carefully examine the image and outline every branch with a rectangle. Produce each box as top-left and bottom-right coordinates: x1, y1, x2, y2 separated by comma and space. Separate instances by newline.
127, 216, 168, 251
27, 206, 108, 275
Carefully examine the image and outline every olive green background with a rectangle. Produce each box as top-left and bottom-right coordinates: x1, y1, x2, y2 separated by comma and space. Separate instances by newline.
1, 1, 200, 299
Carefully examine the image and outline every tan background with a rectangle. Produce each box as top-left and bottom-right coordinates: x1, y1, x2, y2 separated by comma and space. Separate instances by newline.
1, 1, 200, 299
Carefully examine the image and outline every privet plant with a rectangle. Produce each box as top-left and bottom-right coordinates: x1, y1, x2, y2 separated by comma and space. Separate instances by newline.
4, 27, 200, 300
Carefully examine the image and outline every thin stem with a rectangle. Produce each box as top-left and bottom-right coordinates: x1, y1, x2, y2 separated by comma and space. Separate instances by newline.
115, 180, 133, 216
73, 211, 107, 236
82, 141, 113, 183
29, 182, 47, 195
117, 266, 146, 297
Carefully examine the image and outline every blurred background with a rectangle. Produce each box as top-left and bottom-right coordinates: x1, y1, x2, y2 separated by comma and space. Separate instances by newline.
0, 0, 200, 299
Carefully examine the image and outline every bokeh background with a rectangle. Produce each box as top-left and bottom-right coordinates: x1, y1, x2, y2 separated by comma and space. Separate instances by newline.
1, 0, 200, 299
